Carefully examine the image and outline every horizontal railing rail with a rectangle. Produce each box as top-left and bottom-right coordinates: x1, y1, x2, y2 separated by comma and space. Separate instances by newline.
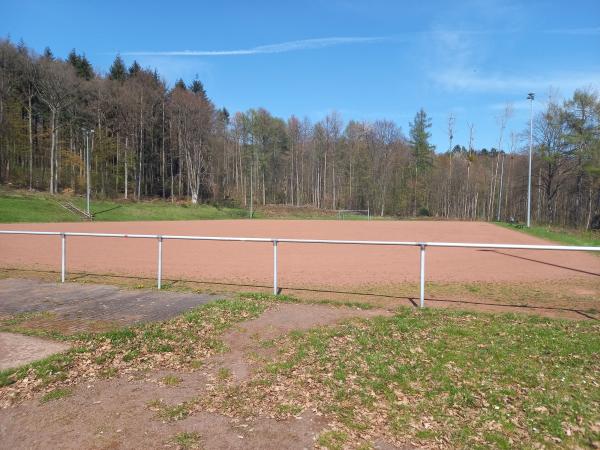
0, 229, 598, 307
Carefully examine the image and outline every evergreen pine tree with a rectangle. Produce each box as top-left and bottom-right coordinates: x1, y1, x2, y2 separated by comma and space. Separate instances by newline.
128, 60, 141, 77
409, 108, 435, 215
218, 107, 230, 124
409, 108, 434, 172
79, 54, 94, 80
68, 49, 94, 80
42, 46, 54, 59
189, 78, 208, 102
108, 55, 127, 81
16, 38, 27, 55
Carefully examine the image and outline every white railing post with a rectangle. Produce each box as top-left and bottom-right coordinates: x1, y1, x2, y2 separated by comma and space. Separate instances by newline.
419, 243, 426, 308
157, 236, 163, 289
61, 233, 66, 283
273, 239, 278, 295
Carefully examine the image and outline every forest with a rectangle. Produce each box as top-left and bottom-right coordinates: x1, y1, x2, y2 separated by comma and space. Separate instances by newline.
1, 38, 599, 228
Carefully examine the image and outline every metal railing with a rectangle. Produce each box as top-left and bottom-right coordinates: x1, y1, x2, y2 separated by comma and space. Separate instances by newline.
1, 229, 599, 307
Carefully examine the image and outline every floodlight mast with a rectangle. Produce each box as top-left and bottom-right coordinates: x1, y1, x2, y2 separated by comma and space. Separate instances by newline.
82, 128, 94, 217
526, 93, 534, 228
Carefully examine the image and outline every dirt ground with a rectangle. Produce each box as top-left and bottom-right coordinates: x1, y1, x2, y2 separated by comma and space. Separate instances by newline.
0, 220, 598, 289
0, 303, 397, 450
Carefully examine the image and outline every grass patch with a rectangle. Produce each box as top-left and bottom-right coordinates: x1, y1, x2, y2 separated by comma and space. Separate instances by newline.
0, 295, 275, 405
0, 311, 56, 327
208, 308, 600, 448
148, 399, 192, 422
217, 367, 232, 381
159, 402, 191, 421
0, 351, 75, 389
161, 375, 182, 386
170, 431, 202, 449
347, 278, 600, 316
496, 221, 600, 248
317, 430, 349, 450
40, 387, 72, 403
0, 188, 392, 223
275, 402, 303, 416
241, 291, 373, 310
0, 189, 247, 223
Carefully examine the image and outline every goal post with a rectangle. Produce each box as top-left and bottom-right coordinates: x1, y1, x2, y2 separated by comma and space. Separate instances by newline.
336, 209, 371, 220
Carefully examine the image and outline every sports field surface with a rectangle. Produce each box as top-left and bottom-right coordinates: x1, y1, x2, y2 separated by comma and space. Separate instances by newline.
1, 221, 599, 448
0, 220, 597, 287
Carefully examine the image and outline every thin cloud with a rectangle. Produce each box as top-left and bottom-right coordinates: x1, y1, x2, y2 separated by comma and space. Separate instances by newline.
123, 36, 387, 57
426, 17, 600, 95
432, 69, 600, 93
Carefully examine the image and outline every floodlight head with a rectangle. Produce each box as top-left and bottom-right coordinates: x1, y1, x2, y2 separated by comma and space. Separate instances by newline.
527, 93, 535, 100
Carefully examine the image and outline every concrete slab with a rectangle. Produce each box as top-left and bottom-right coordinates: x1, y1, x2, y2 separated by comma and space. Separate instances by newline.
0, 278, 224, 333
0, 332, 70, 370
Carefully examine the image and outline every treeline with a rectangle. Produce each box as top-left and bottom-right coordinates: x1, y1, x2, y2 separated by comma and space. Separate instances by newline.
1, 39, 599, 228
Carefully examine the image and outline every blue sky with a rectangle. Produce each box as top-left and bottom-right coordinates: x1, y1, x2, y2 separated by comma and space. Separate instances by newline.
2, 0, 599, 151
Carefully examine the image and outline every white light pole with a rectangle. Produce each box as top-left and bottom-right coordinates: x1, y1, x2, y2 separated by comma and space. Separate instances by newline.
249, 158, 253, 219
82, 128, 94, 217
526, 93, 534, 227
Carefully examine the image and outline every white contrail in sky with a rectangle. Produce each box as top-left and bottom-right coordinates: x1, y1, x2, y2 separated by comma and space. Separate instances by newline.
123, 36, 388, 56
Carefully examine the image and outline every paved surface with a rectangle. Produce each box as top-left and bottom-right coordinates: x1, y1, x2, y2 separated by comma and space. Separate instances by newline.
0, 278, 223, 333
0, 332, 71, 370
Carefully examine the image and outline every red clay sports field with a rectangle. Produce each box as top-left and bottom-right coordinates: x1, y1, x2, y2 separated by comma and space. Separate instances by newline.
0, 220, 598, 290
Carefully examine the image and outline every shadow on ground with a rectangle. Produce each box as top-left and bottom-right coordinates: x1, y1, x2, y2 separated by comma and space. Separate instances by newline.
1, 267, 598, 321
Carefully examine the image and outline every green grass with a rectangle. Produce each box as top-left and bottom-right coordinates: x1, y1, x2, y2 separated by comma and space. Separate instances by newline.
148, 398, 195, 422
0, 193, 76, 223
3, 287, 599, 447
40, 388, 72, 403
217, 367, 232, 380
0, 295, 275, 398
0, 190, 247, 223
161, 374, 182, 386
496, 221, 600, 247
0, 189, 384, 223
317, 430, 349, 450
275, 402, 303, 416
170, 431, 202, 449
0, 351, 75, 389
239, 292, 373, 310
209, 308, 600, 449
